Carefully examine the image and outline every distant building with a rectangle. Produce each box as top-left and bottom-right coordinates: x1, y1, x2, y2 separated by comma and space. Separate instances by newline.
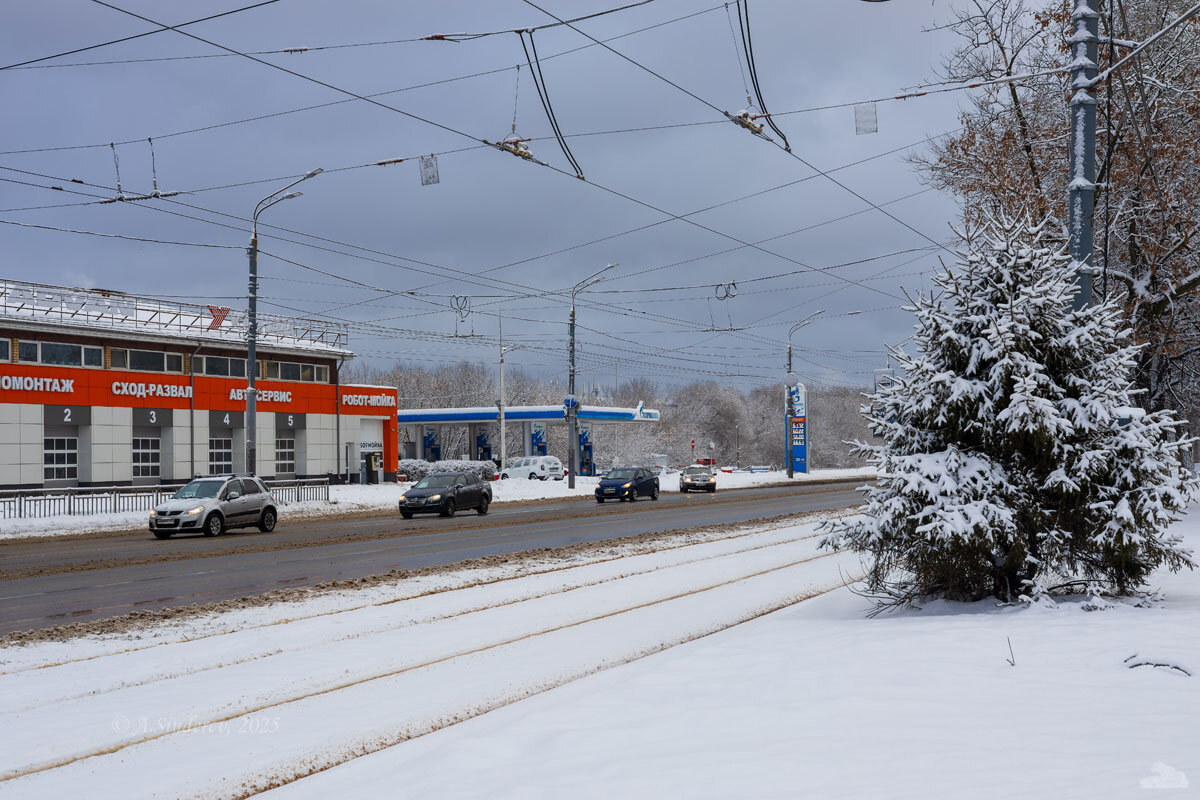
0, 279, 397, 488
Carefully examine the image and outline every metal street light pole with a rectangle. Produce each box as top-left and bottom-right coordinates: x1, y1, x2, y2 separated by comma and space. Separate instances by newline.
246, 167, 322, 475
785, 311, 824, 478
498, 310, 518, 479
567, 263, 616, 489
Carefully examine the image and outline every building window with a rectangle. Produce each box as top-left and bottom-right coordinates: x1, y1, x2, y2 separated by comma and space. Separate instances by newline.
315, 365, 329, 383
1, 340, 9, 362
107, 349, 183, 373
209, 438, 233, 475
280, 362, 301, 381
43, 437, 78, 481
275, 438, 296, 475
201, 356, 246, 378
266, 361, 279, 379
14, 341, 106, 368
132, 437, 161, 478
129, 350, 164, 372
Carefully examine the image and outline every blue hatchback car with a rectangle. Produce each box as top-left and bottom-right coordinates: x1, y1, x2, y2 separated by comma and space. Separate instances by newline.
595, 466, 659, 503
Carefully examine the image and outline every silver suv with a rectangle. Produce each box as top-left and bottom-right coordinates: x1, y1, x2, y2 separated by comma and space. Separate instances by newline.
150, 475, 277, 539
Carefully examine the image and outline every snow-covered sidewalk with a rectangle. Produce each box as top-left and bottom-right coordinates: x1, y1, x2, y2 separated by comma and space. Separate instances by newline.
0, 467, 872, 539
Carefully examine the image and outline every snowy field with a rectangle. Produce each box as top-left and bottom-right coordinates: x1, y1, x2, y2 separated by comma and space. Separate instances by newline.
1, 507, 1197, 798
0, 467, 872, 539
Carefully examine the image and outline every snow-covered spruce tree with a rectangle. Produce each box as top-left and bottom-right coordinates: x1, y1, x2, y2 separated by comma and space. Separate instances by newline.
821, 216, 1197, 604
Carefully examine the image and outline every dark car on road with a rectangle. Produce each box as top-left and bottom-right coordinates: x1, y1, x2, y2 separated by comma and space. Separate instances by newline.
399, 471, 491, 518
595, 467, 659, 503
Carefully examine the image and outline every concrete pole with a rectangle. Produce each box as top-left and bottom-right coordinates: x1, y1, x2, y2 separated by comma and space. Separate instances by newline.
568, 303, 577, 489
1068, 0, 1099, 310
499, 311, 506, 477
246, 236, 258, 475
785, 343, 793, 479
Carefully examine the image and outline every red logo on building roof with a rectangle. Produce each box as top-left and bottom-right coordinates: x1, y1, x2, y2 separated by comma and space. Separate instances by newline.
207, 305, 231, 330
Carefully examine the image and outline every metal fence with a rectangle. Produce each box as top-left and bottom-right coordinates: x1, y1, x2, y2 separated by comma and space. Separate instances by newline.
0, 478, 330, 520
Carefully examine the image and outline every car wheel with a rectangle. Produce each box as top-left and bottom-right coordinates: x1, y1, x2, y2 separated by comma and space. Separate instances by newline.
202, 513, 224, 537
440, 498, 456, 518
501, 472, 508, 480
596, 497, 605, 503
258, 508, 277, 533
153, 530, 173, 540
477, 496, 489, 515
651, 486, 659, 500
400, 510, 414, 520
529, 473, 538, 480
709, 487, 716, 493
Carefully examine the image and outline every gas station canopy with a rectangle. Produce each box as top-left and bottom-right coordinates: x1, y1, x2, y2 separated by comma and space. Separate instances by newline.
396, 402, 660, 425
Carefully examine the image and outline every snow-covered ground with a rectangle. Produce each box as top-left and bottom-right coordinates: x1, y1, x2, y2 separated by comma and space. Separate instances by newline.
0, 516, 853, 797
269, 518, 1200, 800
7, 498, 1185, 799
0, 467, 872, 539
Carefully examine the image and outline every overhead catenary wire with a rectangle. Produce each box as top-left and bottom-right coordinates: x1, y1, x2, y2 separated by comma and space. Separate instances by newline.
0, 4, 728, 156
734, 0, 790, 151
519, 0, 951, 255
10, 4, 935, 375
73, 0, 923, 312
0, 158, 920, 360
0, 0, 281, 71
517, 30, 584, 178
0, 217, 238, 248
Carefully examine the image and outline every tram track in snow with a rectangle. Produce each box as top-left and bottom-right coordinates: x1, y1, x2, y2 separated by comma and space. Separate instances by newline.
0, 518, 857, 797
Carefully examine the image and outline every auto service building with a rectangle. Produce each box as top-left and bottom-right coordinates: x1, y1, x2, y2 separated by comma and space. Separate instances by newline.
0, 279, 398, 488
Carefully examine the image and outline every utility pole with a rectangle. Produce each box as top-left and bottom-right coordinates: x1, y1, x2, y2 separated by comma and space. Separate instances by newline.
785, 346, 793, 479
499, 310, 506, 477
246, 167, 322, 474
567, 264, 616, 489
1068, 0, 1099, 310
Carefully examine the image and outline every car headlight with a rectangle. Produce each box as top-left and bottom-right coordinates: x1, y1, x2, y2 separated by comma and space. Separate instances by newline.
622, 482, 632, 488
149, 509, 157, 517
429, 494, 441, 501
398, 495, 406, 502
708, 477, 715, 482
185, 506, 204, 515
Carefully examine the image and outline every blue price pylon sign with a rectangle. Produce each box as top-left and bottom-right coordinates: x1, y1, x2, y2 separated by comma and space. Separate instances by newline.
789, 415, 807, 474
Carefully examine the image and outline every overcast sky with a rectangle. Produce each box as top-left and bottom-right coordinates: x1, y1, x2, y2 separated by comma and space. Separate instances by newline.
1, 0, 972, 395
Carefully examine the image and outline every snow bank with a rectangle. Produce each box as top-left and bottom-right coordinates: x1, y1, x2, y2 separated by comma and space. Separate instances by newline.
0, 468, 872, 539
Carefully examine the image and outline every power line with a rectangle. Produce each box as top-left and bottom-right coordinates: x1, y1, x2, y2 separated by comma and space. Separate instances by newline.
0, 4, 725, 155
0, 0, 281, 71
0, 217, 238, 248
521, 0, 951, 255
63, 2, 928, 310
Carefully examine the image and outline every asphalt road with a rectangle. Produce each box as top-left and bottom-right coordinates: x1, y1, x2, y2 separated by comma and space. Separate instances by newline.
0, 481, 861, 634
